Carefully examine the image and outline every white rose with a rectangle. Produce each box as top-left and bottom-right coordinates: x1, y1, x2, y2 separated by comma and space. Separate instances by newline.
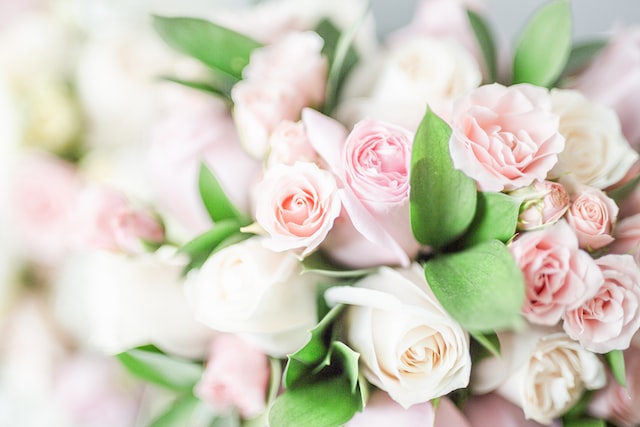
325, 264, 471, 408
549, 89, 638, 189
53, 247, 213, 359
185, 237, 319, 357
473, 328, 606, 425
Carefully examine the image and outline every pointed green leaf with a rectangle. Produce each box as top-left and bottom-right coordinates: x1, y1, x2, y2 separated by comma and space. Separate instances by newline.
178, 220, 245, 271
269, 376, 362, 427
424, 240, 525, 333
328, 341, 360, 393
606, 349, 627, 387
470, 332, 501, 359
198, 163, 247, 223
159, 75, 232, 101
456, 192, 520, 248
152, 16, 261, 80
410, 108, 477, 250
562, 39, 607, 78
467, 9, 498, 82
117, 348, 203, 391
302, 253, 375, 278
512, 0, 572, 87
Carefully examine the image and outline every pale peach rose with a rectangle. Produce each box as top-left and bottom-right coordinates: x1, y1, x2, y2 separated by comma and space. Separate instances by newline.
10, 151, 82, 264
563, 254, 640, 353
588, 342, 640, 427
449, 83, 565, 192
549, 89, 638, 189
565, 185, 618, 250
463, 393, 560, 427
184, 237, 318, 356
509, 220, 603, 325
147, 91, 260, 237
304, 109, 419, 267
473, 328, 605, 425
610, 213, 640, 264
325, 265, 471, 408
243, 31, 327, 107
511, 180, 570, 231
265, 120, 317, 169
74, 185, 164, 254
254, 161, 341, 257
195, 334, 269, 419
231, 79, 305, 159
572, 27, 640, 149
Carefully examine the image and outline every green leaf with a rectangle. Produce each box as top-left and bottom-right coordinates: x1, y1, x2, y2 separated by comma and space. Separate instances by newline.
562, 418, 606, 427
198, 162, 247, 223
410, 108, 477, 251
117, 348, 203, 392
512, 0, 572, 87
284, 305, 344, 388
302, 253, 375, 278
159, 75, 232, 102
152, 16, 261, 80
608, 173, 640, 206
178, 220, 245, 271
467, 9, 498, 82
269, 376, 362, 427
562, 39, 607, 77
150, 395, 231, 427
470, 331, 501, 359
456, 192, 520, 248
328, 341, 360, 393
606, 349, 627, 387
424, 240, 525, 333
322, 15, 362, 114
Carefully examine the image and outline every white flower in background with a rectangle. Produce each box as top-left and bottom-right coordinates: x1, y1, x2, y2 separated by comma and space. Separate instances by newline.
549, 89, 638, 189
325, 264, 471, 408
473, 328, 606, 425
185, 237, 319, 357
53, 247, 213, 359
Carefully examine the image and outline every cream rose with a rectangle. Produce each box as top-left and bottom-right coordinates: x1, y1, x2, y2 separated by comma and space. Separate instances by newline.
549, 89, 638, 189
265, 120, 317, 169
254, 161, 341, 257
325, 264, 471, 408
184, 237, 319, 356
473, 328, 606, 425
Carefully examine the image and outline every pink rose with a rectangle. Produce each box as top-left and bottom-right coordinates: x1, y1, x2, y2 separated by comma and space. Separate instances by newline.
565, 185, 618, 250
588, 342, 640, 427
265, 120, 317, 169
231, 79, 305, 159
254, 161, 341, 256
449, 83, 565, 192
195, 334, 270, 419
610, 214, 640, 264
147, 91, 260, 237
463, 393, 560, 427
563, 254, 640, 353
303, 108, 420, 267
509, 220, 603, 325
74, 185, 164, 254
345, 391, 435, 427
10, 151, 81, 263
243, 31, 328, 108
572, 27, 640, 149
511, 180, 570, 231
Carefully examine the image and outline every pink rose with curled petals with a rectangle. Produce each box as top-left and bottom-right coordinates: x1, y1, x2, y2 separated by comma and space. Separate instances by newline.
303, 108, 420, 268
196, 334, 270, 419
449, 83, 565, 192
588, 343, 640, 427
563, 254, 640, 353
254, 162, 341, 256
610, 214, 640, 264
509, 220, 603, 325
565, 185, 618, 250
511, 180, 570, 231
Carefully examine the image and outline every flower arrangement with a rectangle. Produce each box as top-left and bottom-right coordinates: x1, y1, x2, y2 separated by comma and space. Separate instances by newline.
3, 0, 640, 426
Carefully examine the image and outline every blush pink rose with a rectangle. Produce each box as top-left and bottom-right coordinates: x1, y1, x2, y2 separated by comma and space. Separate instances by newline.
195, 334, 270, 419
147, 91, 260, 237
563, 254, 640, 353
449, 83, 565, 192
345, 391, 436, 427
565, 185, 619, 250
463, 393, 560, 427
511, 180, 570, 231
588, 342, 640, 427
265, 120, 317, 169
11, 151, 82, 263
254, 161, 341, 256
610, 213, 640, 264
509, 220, 603, 325
572, 27, 640, 149
303, 108, 420, 267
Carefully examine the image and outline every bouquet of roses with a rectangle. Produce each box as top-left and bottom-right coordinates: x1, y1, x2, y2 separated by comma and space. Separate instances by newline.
6, 0, 640, 426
